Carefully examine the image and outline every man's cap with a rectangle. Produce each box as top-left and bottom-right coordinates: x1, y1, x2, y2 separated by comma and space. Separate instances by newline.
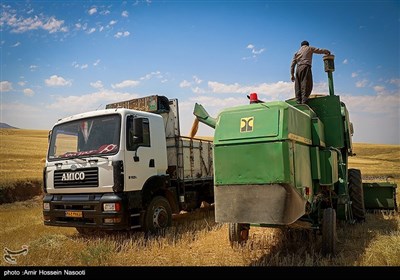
301, 40, 309, 46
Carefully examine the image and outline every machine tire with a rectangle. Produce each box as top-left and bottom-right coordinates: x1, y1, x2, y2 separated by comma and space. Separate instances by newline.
229, 223, 250, 247
322, 208, 337, 256
143, 196, 172, 234
348, 168, 366, 222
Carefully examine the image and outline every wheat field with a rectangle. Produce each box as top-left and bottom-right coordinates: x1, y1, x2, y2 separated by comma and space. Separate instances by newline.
0, 129, 399, 267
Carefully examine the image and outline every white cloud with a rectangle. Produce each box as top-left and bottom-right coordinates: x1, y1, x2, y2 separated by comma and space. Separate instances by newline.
252, 48, 265, 55
389, 78, 400, 87
11, 41, 20, 47
180, 80, 191, 88
87, 28, 96, 34
100, 10, 110, 16
343, 59, 348, 64
1, 8, 68, 34
243, 44, 265, 60
93, 59, 101, 66
179, 76, 202, 89
122, 11, 129, 17
46, 90, 140, 114
109, 20, 117, 25
18, 81, 26, 86
43, 16, 68, 33
72, 62, 89, 69
355, 79, 368, 88
351, 72, 358, 78
373, 85, 388, 95
1, 101, 57, 130
88, 7, 97, 15
0, 81, 13, 92
114, 31, 130, 38
2, 102, 42, 113
90, 81, 104, 89
30, 65, 38, 71
207, 81, 246, 94
45, 75, 72, 87
140, 71, 162, 81
193, 76, 202, 84
23, 88, 34, 96
111, 80, 140, 89
206, 80, 294, 100
341, 94, 399, 144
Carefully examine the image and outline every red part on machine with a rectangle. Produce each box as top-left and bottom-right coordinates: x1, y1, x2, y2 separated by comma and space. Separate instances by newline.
249, 92, 259, 104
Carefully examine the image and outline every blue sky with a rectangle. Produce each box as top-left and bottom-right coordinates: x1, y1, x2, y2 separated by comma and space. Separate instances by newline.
1, 0, 399, 144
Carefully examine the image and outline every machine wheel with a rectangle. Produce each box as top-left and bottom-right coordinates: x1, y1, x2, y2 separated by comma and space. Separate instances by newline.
229, 223, 250, 247
348, 168, 366, 222
322, 208, 337, 256
143, 196, 172, 234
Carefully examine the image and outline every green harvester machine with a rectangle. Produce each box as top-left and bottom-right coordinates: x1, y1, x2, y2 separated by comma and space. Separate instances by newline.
193, 55, 397, 255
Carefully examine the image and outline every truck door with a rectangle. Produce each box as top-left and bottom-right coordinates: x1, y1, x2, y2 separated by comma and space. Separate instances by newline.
125, 115, 156, 191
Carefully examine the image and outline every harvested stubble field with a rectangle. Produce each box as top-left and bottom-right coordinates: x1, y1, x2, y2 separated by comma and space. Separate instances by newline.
0, 129, 399, 267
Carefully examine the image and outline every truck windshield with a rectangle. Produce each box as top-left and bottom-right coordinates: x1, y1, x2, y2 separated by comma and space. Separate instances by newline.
48, 114, 121, 160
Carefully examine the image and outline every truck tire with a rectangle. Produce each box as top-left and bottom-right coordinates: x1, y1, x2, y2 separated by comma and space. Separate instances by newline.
322, 208, 336, 256
229, 223, 249, 247
348, 168, 366, 222
143, 196, 172, 234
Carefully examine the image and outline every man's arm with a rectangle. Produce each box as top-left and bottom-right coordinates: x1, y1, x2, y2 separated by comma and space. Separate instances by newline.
290, 55, 297, 82
311, 46, 330, 55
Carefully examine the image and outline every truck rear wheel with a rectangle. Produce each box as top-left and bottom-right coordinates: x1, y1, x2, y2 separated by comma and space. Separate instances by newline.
229, 223, 250, 247
348, 168, 366, 222
143, 196, 172, 234
322, 208, 337, 256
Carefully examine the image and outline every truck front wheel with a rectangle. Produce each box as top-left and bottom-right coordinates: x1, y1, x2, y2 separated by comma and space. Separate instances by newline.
143, 196, 172, 234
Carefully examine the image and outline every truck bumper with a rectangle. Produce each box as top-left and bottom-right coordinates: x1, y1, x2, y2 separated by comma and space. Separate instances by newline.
42, 193, 132, 230
214, 184, 307, 225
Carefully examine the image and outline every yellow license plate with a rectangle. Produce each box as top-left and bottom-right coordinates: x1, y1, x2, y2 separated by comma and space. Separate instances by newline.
65, 211, 83, 218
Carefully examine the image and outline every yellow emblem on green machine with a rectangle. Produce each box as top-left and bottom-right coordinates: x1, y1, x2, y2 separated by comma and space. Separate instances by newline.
240, 117, 254, 132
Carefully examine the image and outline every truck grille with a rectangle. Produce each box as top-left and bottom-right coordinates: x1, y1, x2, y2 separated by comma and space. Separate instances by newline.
54, 168, 98, 188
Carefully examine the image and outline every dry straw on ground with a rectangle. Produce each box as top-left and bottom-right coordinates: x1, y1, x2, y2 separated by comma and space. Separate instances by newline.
0, 129, 399, 266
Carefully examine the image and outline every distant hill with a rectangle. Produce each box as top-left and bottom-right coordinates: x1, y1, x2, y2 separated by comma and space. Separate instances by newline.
0, 122, 18, 129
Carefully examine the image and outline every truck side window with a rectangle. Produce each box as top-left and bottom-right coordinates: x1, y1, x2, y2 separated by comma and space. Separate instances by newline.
127, 116, 150, 151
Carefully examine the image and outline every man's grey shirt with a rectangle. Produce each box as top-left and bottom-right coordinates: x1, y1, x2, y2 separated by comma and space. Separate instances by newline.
291, 45, 330, 76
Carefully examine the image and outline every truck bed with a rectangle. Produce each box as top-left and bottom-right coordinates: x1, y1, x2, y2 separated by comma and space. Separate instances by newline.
166, 136, 213, 181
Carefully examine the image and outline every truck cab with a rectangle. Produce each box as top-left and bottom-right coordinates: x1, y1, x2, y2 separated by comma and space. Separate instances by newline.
43, 95, 214, 234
